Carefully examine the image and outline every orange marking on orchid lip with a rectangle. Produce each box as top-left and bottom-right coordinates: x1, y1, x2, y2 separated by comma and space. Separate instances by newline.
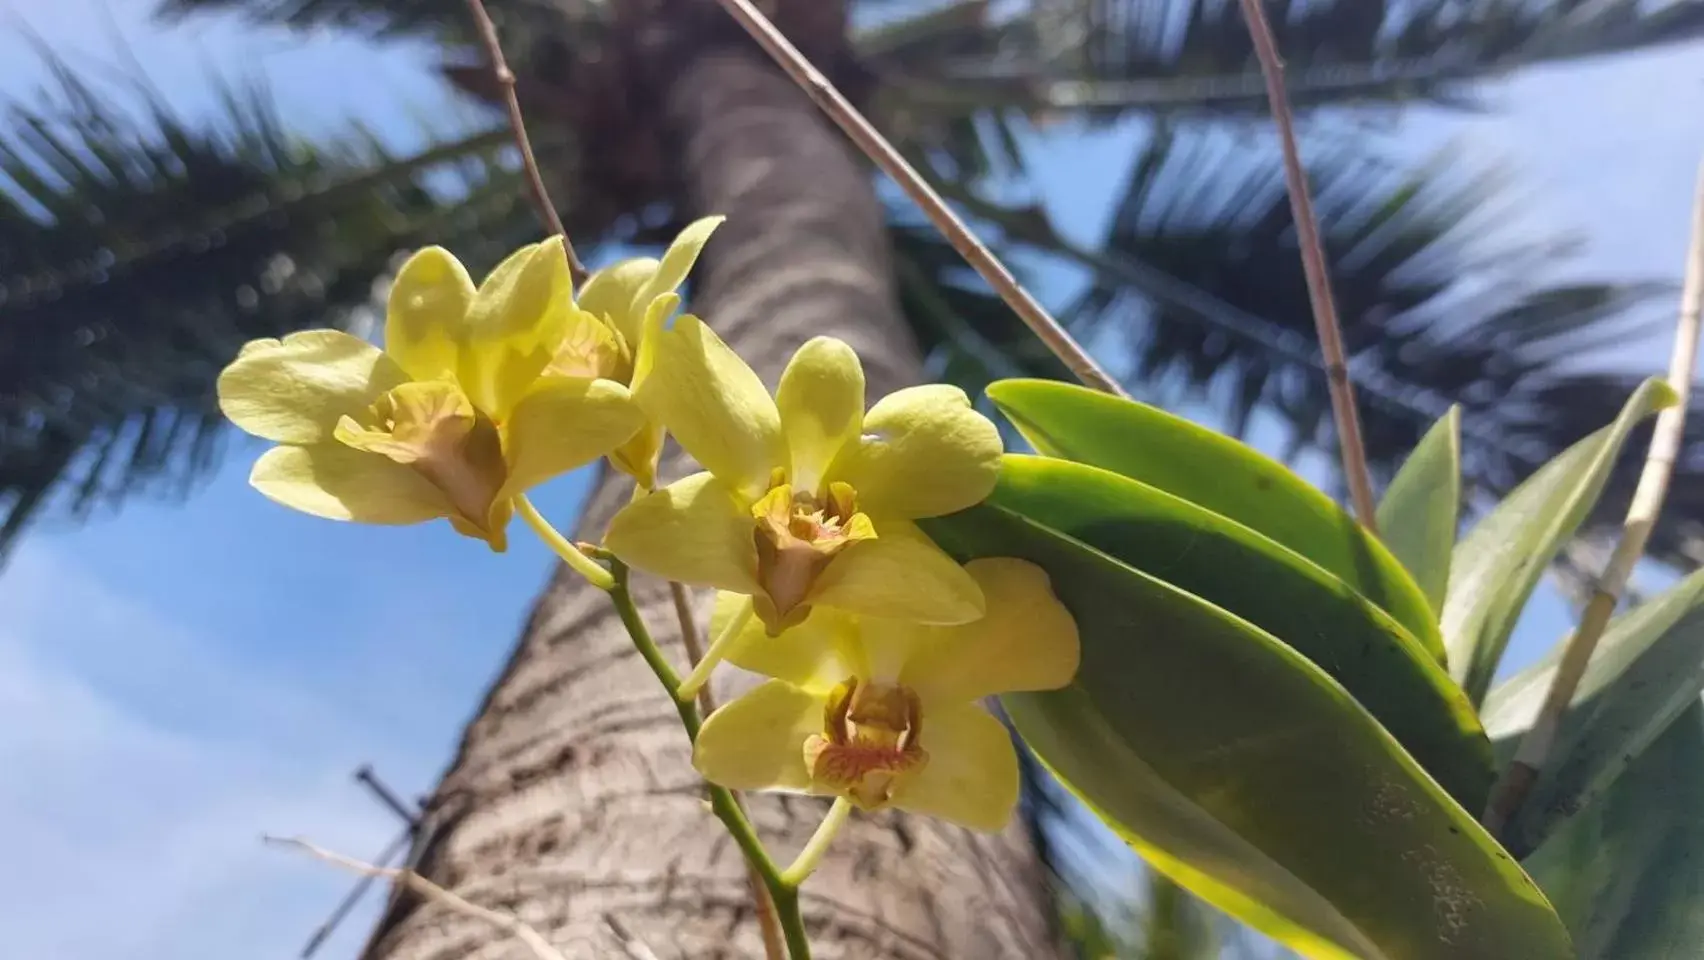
815, 741, 922, 783
805, 678, 928, 808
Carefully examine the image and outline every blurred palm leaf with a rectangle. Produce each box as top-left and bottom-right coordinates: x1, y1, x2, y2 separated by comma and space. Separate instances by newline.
0, 57, 531, 556
958, 124, 1702, 569
151, 1, 1704, 234
1001, 0, 1704, 113
163, 0, 1704, 114
11, 1, 1698, 569
155, 0, 476, 36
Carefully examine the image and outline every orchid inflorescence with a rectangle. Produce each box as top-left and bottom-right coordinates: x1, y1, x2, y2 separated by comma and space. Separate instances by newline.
217, 220, 1080, 919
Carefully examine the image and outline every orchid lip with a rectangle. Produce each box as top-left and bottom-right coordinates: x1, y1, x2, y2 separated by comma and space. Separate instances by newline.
806, 677, 928, 809
751, 481, 875, 631
334, 380, 508, 538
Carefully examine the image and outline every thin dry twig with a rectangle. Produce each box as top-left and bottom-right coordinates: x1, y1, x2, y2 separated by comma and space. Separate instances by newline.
1234, 0, 1379, 531
298, 824, 415, 958
266, 835, 568, 960
1482, 160, 1704, 836
670, 580, 714, 714
709, 0, 1127, 398
604, 914, 663, 960
745, 866, 788, 960
460, 0, 588, 283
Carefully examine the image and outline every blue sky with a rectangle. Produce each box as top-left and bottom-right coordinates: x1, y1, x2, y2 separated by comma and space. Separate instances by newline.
2, 3, 1702, 959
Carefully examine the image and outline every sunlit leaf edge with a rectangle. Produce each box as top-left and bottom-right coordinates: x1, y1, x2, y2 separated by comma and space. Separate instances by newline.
924, 502, 1571, 960
990, 452, 1494, 808
987, 377, 1443, 664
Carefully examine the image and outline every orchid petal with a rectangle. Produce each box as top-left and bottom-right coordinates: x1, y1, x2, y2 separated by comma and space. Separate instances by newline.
893, 702, 1019, 832
604, 472, 762, 594
808, 521, 984, 624
828, 384, 1000, 519
498, 377, 643, 501
219, 331, 406, 444
900, 558, 1081, 707
720, 597, 859, 694
777, 337, 864, 495
386, 246, 474, 381
631, 312, 784, 498
249, 443, 449, 524
693, 679, 823, 793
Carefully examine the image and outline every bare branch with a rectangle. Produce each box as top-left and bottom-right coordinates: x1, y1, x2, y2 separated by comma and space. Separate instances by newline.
604, 914, 663, 960
460, 0, 588, 283
670, 580, 714, 714
1483, 160, 1704, 836
1235, 0, 1379, 531
709, 0, 1127, 398
298, 824, 415, 958
266, 835, 567, 960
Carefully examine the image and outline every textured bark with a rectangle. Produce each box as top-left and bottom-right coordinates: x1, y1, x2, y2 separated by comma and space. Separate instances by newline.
364, 48, 1057, 960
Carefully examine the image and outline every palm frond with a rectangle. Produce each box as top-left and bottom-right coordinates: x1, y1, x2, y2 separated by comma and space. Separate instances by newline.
893, 217, 1071, 397
154, 0, 468, 36
973, 124, 1701, 569
123, 0, 1704, 577
913, 0, 1704, 115
0, 58, 532, 558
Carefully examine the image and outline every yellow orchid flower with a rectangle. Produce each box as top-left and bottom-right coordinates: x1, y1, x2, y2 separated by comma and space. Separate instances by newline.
602, 311, 1003, 694
552, 216, 724, 489
692, 558, 1079, 832
218, 237, 643, 550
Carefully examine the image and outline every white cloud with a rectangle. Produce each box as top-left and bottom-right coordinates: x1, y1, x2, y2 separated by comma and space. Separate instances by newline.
0, 547, 436, 960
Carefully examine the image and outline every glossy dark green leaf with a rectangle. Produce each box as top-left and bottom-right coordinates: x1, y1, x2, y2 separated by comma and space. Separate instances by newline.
923, 504, 1571, 960
991, 454, 1492, 808
1481, 566, 1704, 857
987, 379, 1443, 666
1442, 378, 1678, 705
1140, 873, 1218, 960
1376, 406, 1461, 613
1524, 700, 1704, 959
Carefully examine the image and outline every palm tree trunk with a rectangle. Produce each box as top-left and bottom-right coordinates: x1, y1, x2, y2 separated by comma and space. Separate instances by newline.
363, 47, 1058, 960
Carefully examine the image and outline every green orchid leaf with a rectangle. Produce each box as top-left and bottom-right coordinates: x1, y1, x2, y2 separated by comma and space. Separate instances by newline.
987, 379, 1442, 667
1140, 873, 1219, 960
1376, 406, 1462, 613
991, 454, 1492, 808
1524, 700, 1704, 959
1442, 377, 1677, 705
1481, 566, 1704, 857
923, 503, 1571, 960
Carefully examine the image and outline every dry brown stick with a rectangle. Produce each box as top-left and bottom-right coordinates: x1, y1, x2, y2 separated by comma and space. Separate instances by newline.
460, 0, 588, 283
664, 578, 788, 959
604, 914, 664, 960
1234, 0, 1379, 531
709, 0, 1126, 398
746, 865, 788, 960
267, 835, 569, 960
1481, 161, 1704, 836
670, 580, 713, 713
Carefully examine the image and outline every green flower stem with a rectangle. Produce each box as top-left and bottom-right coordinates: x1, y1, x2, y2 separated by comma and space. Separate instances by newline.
781, 797, 851, 886
515, 495, 614, 591
604, 557, 814, 960
519, 516, 830, 960
676, 594, 753, 702
769, 884, 812, 960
